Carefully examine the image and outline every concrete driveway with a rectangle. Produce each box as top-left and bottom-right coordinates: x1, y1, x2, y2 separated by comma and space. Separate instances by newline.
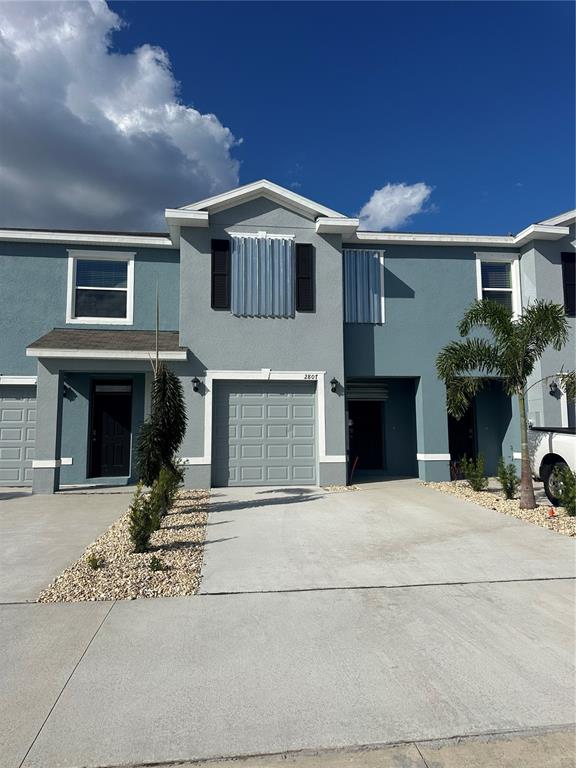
1, 480, 575, 768
0, 487, 131, 602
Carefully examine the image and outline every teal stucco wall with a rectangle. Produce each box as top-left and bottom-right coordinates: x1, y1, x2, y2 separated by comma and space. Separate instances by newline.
0, 242, 180, 376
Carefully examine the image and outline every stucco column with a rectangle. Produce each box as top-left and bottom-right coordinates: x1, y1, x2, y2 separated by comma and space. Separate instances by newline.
32, 361, 63, 494
415, 376, 451, 482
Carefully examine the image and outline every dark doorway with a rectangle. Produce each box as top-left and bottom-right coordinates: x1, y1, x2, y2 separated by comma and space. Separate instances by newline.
348, 401, 384, 471
448, 403, 476, 469
89, 382, 132, 477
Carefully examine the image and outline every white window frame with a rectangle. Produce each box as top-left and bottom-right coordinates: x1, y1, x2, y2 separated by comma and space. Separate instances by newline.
66, 250, 135, 325
475, 252, 521, 319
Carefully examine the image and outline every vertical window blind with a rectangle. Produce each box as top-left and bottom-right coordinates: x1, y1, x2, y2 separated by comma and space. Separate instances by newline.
231, 235, 295, 317
343, 249, 384, 324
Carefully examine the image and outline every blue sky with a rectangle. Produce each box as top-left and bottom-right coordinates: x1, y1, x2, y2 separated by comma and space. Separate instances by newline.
108, 0, 575, 233
1, 1, 574, 233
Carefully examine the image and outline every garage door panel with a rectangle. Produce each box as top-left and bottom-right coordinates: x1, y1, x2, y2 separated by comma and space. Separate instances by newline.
212, 381, 316, 487
0, 385, 37, 486
293, 466, 315, 482
0, 447, 22, 460
267, 404, 289, 418
293, 443, 314, 459
1, 428, 23, 440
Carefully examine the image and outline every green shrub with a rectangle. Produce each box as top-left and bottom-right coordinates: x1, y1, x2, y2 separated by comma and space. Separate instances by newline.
558, 467, 576, 516
497, 456, 519, 500
128, 484, 155, 553
461, 454, 488, 492
136, 363, 187, 486
86, 553, 103, 570
147, 466, 182, 531
149, 555, 165, 572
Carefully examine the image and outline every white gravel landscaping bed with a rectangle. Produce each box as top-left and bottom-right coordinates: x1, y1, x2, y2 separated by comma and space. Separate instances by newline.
425, 481, 575, 537
39, 490, 209, 602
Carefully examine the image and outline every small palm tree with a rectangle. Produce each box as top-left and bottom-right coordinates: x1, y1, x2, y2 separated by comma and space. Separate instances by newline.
436, 299, 570, 509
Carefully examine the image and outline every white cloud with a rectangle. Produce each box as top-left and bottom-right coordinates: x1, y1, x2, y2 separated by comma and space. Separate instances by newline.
0, 0, 239, 229
358, 182, 433, 231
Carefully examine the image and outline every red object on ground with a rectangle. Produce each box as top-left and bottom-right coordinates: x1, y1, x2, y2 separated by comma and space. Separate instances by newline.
548, 507, 556, 517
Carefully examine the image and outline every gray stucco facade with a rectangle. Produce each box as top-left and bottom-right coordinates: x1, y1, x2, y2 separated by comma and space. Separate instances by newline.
0, 181, 573, 492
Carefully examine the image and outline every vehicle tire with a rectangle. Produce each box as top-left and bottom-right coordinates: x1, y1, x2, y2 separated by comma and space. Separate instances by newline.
543, 461, 569, 506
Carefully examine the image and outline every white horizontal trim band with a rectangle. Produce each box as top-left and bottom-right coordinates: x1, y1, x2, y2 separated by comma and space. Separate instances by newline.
319, 456, 347, 463
0, 230, 175, 248
32, 458, 73, 469
26, 348, 187, 361
179, 457, 211, 466
0, 376, 37, 385
417, 453, 451, 461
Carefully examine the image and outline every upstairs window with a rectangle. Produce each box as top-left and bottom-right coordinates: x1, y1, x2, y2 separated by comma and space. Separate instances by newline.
476, 255, 519, 316
343, 249, 385, 324
480, 262, 513, 310
67, 251, 134, 324
562, 253, 575, 317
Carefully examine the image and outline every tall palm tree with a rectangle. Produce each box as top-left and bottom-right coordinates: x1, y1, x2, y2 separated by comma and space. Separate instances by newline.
436, 299, 570, 509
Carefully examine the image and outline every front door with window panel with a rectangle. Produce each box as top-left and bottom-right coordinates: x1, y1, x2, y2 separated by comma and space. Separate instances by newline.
89, 382, 132, 477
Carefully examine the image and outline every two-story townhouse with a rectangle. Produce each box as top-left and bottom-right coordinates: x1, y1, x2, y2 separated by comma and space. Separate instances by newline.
0, 180, 573, 493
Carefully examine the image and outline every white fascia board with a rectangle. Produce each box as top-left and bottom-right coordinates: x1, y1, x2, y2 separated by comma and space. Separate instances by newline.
0, 375, 37, 385
0, 230, 175, 249
315, 217, 360, 235
538, 210, 576, 227
164, 209, 210, 247
26, 348, 187, 361
164, 209, 209, 227
513, 224, 570, 247
182, 180, 345, 220
352, 231, 516, 247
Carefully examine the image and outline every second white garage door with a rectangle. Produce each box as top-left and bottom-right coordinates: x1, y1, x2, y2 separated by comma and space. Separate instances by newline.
212, 381, 317, 486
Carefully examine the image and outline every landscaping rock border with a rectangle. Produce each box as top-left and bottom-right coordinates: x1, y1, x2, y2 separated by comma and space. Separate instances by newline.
426, 481, 575, 537
39, 490, 209, 602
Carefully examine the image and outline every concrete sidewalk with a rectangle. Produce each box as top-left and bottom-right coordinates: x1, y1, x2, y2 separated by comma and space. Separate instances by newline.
1, 481, 574, 768
162, 727, 576, 767
4, 578, 574, 768
0, 488, 131, 602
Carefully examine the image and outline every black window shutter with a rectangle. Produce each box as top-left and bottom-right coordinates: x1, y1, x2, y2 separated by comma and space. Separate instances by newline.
296, 244, 315, 312
562, 253, 575, 317
211, 239, 230, 310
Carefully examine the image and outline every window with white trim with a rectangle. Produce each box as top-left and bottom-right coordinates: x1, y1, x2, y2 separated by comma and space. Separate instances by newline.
67, 251, 134, 324
475, 254, 520, 316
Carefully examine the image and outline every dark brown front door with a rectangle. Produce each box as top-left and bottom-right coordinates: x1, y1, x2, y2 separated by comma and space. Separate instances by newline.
348, 400, 384, 471
448, 403, 476, 465
89, 382, 132, 477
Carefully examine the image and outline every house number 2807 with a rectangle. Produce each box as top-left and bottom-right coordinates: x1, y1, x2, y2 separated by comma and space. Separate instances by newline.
304, 374, 318, 380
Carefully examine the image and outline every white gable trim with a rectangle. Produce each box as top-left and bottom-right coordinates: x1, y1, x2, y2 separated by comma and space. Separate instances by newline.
181, 180, 346, 220
538, 210, 576, 227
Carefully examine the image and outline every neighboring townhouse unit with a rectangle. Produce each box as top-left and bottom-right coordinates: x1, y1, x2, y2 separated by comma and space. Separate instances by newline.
0, 181, 574, 493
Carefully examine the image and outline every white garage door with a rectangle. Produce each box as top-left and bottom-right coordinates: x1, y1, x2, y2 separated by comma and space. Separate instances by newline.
0, 385, 36, 485
212, 381, 316, 486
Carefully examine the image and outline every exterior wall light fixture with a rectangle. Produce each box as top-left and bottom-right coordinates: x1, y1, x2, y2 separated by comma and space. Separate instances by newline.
330, 377, 339, 393
192, 377, 201, 393
549, 381, 560, 398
